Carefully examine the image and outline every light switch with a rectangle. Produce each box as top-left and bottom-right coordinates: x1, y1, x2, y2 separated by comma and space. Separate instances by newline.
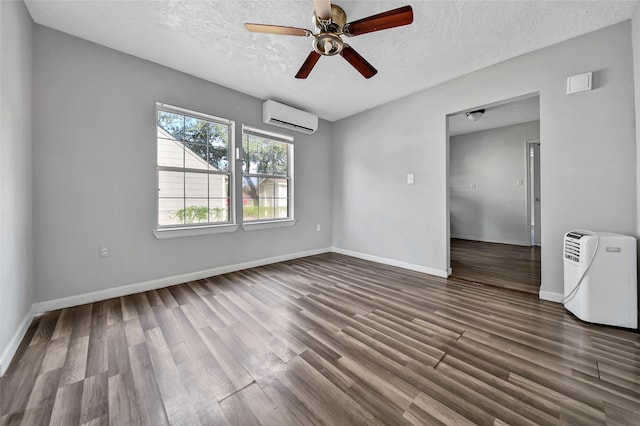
407, 173, 415, 184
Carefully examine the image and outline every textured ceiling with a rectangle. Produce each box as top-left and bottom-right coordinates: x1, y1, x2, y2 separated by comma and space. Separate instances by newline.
24, 1, 636, 122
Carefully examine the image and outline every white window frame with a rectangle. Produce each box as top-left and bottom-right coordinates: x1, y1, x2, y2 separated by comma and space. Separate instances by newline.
154, 103, 238, 239
241, 125, 295, 231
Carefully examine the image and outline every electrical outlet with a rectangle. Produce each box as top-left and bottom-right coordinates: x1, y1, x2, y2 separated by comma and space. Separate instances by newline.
99, 246, 110, 257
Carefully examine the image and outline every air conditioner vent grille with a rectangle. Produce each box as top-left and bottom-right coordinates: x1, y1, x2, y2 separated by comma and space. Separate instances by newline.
564, 233, 587, 263
270, 118, 315, 133
564, 240, 581, 262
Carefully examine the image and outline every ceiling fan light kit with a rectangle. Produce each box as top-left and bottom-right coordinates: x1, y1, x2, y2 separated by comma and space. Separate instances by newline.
244, 0, 413, 79
313, 32, 343, 56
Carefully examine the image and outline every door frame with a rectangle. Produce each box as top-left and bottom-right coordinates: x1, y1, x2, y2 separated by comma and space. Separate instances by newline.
525, 139, 541, 246
445, 92, 541, 275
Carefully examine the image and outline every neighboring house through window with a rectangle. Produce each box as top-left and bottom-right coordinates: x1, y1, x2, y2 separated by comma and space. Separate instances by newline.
156, 103, 234, 229
242, 126, 294, 223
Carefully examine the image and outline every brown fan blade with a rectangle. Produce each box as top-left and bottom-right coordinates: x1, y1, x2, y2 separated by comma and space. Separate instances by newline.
340, 45, 377, 79
244, 23, 311, 37
295, 51, 322, 79
313, 0, 332, 20
344, 5, 413, 37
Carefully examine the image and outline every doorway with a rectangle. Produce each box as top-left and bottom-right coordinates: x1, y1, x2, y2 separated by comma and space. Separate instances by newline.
447, 95, 541, 294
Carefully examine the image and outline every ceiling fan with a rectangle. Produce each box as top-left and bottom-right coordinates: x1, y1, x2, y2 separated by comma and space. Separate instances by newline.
244, 0, 414, 79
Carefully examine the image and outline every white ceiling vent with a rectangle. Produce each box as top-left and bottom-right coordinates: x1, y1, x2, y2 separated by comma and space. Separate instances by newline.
263, 100, 318, 134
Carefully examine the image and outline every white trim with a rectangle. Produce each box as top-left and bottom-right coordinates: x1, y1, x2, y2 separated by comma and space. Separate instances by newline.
525, 139, 541, 247
2, 247, 327, 374
156, 102, 232, 125
155, 103, 237, 236
31, 247, 331, 314
153, 224, 239, 239
241, 127, 295, 226
242, 219, 296, 231
331, 247, 449, 278
450, 234, 531, 247
539, 289, 563, 303
5, 245, 547, 374
1, 306, 37, 376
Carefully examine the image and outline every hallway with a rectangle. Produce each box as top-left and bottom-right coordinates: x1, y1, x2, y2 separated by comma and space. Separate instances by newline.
450, 239, 541, 294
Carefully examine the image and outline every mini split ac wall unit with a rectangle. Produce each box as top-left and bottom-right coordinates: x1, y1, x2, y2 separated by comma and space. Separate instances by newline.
263, 100, 318, 134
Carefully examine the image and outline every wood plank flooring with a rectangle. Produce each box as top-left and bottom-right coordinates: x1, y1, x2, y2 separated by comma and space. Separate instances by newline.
450, 238, 541, 294
2, 253, 639, 425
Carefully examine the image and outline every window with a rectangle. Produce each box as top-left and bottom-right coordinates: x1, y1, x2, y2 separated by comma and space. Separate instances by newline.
156, 104, 234, 230
242, 126, 293, 223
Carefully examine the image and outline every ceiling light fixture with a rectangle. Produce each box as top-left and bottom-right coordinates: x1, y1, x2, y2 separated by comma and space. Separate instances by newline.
313, 32, 343, 56
465, 109, 485, 122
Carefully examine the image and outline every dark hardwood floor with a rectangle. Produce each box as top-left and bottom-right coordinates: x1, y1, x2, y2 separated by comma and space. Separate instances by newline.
450, 238, 541, 294
2, 253, 639, 425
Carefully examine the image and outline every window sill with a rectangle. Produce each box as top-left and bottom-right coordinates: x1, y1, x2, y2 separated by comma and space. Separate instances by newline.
242, 219, 296, 232
153, 224, 239, 239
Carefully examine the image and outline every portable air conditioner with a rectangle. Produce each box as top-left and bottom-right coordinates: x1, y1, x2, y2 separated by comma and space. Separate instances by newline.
563, 230, 637, 329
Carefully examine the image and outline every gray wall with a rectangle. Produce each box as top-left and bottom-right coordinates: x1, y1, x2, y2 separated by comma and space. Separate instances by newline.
0, 1, 34, 369
333, 21, 636, 298
450, 121, 540, 246
33, 25, 333, 303
634, 7, 640, 240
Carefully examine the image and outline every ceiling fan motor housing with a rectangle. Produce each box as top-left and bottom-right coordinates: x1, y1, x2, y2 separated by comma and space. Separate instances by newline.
314, 4, 347, 32
312, 4, 347, 56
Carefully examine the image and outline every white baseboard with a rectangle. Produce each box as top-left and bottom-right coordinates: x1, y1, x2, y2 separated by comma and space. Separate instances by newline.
5, 244, 543, 376
0, 306, 37, 376
32, 247, 331, 315
3, 248, 328, 376
451, 234, 530, 247
539, 289, 563, 303
331, 247, 449, 278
